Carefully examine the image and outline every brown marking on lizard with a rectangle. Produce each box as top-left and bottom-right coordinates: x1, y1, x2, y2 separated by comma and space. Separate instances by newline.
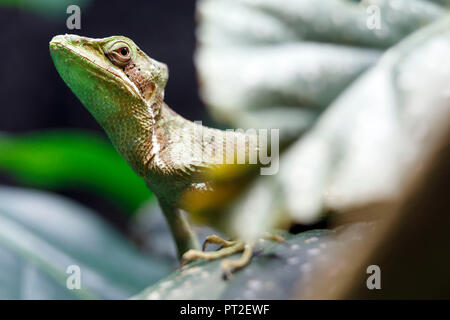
124, 63, 156, 100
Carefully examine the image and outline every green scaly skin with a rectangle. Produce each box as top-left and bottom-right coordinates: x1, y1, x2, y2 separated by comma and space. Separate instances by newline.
49, 34, 261, 263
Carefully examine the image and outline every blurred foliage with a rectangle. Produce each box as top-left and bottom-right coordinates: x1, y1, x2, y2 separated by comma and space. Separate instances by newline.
196, 0, 450, 236
0, 130, 152, 214
271, 15, 450, 223
0, 0, 90, 18
133, 224, 376, 300
196, 0, 447, 142
0, 186, 170, 299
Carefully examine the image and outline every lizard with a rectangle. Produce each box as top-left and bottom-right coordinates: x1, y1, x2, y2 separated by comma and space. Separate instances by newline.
49, 34, 282, 277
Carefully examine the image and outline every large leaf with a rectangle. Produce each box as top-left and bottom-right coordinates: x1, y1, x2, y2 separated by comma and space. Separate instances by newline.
218, 15, 450, 242
0, 185, 171, 299
196, 0, 447, 142
276, 14, 450, 221
133, 223, 376, 300
0, 130, 152, 214
195, 1, 450, 234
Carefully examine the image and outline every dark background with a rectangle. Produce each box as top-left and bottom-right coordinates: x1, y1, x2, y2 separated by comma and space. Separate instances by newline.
0, 0, 208, 229
0, 0, 206, 133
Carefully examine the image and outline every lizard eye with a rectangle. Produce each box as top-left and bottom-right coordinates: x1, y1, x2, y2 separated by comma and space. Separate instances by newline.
118, 47, 129, 57
106, 44, 131, 68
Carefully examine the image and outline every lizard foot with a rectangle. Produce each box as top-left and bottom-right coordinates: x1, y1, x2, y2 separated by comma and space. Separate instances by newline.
180, 241, 245, 269
180, 233, 285, 279
262, 232, 286, 244
202, 234, 238, 251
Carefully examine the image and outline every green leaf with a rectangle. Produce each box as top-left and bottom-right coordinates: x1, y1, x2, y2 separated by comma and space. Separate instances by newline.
195, 0, 450, 230
0, 185, 171, 299
275, 15, 450, 222
132, 230, 338, 300
196, 0, 447, 142
0, 130, 152, 214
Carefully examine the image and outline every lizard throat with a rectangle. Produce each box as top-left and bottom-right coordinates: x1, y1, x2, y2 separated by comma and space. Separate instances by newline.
102, 100, 162, 178
124, 63, 156, 101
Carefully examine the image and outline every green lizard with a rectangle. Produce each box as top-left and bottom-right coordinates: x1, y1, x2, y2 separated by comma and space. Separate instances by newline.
49, 34, 281, 276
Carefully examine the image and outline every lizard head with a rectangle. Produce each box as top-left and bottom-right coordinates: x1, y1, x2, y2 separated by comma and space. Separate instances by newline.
49, 34, 168, 128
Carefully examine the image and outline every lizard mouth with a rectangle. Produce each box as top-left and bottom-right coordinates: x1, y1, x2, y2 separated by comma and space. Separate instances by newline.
50, 34, 142, 99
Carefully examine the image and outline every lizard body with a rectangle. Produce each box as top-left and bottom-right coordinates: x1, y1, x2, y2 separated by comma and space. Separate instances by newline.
49, 35, 269, 266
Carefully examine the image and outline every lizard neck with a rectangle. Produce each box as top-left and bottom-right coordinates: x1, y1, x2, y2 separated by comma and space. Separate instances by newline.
102, 100, 162, 177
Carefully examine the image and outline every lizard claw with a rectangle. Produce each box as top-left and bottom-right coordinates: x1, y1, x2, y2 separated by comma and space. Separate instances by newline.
221, 261, 234, 281
202, 235, 236, 251
178, 259, 188, 270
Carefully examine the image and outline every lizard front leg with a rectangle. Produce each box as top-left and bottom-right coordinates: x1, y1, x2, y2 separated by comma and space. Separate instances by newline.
159, 199, 200, 259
